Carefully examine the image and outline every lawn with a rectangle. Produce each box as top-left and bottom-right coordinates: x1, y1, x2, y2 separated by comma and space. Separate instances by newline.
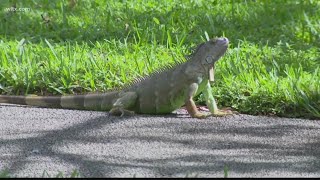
0, 0, 319, 119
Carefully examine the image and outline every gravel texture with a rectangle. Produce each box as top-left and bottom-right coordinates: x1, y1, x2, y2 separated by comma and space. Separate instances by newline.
0, 104, 320, 177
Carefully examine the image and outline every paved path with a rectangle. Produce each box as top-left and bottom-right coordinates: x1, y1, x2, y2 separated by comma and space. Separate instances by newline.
0, 104, 320, 177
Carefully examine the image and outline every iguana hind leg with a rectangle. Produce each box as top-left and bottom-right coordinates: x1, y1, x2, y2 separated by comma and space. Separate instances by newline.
109, 92, 137, 117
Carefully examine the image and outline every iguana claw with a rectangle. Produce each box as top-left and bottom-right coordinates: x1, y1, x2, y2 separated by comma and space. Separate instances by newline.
211, 108, 237, 117
191, 112, 211, 119
109, 107, 135, 117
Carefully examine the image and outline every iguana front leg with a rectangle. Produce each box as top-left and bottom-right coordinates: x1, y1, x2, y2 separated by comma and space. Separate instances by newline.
185, 83, 209, 119
202, 81, 233, 116
109, 92, 137, 117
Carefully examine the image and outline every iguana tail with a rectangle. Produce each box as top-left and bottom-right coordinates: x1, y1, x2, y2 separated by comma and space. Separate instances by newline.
0, 92, 119, 111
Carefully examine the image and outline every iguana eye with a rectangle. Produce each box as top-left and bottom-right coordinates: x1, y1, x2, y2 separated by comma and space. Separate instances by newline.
205, 55, 213, 63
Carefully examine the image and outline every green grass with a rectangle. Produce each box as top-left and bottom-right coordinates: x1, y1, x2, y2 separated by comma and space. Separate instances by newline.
0, 0, 319, 119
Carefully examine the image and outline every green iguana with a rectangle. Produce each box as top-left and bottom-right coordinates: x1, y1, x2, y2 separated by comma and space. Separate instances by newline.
0, 37, 232, 118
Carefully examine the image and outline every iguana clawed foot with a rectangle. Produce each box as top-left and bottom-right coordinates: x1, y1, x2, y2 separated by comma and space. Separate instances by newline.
109, 107, 135, 117
191, 110, 234, 119
209, 107, 239, 117
190, 107, 237, 119
211, 108, 234, 117
191, 112, 211, 119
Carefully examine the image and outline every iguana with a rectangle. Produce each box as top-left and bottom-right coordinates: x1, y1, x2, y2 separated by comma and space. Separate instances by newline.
0, 37, 232, 118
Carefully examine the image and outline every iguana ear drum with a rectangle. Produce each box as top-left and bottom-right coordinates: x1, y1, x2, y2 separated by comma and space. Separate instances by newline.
205, 55, 213, 64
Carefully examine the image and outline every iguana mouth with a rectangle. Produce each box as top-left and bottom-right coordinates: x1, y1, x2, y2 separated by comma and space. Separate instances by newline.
217, 37, 229, 47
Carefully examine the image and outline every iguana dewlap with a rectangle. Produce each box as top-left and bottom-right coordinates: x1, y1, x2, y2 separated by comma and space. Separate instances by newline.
0, 37, 232, 118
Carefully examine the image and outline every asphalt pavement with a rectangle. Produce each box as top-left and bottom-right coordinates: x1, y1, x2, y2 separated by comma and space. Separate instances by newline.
0, 103, 320, 177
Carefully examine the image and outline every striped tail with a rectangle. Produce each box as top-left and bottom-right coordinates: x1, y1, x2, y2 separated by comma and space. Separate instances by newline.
0, 95, 73, 108
0, 92, 118, 111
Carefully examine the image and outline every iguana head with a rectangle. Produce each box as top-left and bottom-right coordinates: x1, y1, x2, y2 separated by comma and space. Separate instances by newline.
198, 37, 229, 66
187, 37, 229, 82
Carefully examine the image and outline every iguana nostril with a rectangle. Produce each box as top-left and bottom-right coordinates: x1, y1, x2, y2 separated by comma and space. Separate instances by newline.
223, 37, 229, 43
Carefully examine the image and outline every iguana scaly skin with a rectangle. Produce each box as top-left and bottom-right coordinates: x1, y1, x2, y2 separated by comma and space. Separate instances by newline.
0, 37, 232, 118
